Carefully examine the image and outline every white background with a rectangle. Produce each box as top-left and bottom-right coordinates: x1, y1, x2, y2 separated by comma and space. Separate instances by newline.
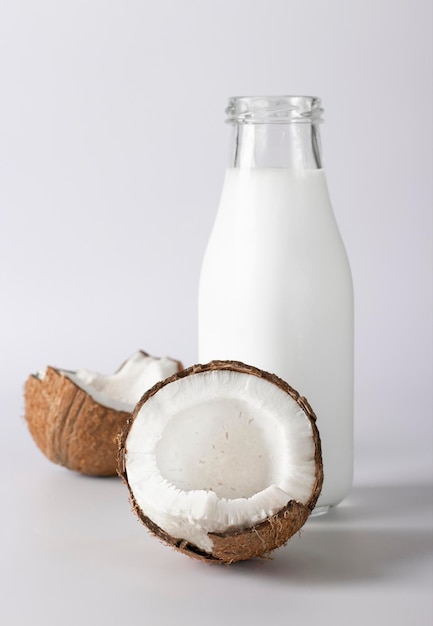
1, 1, 432, 625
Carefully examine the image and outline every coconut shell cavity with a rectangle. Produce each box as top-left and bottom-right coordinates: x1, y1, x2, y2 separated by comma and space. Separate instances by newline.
119, 360, 323, 563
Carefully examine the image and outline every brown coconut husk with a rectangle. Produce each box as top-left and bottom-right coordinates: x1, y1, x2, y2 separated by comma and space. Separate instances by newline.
24, 352, 184, 477
118, 360, 323, 563
25, 367, 130, 476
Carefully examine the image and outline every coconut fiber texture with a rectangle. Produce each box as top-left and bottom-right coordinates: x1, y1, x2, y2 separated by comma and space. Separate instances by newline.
25, 367, 130, 476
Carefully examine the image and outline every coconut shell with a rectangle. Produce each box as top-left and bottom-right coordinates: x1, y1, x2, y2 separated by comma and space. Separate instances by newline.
24, 352, 184, 477
118, 360, 323, 563
25, 367, 131, 476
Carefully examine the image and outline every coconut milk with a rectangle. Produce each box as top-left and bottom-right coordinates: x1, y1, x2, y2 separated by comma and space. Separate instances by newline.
198, 167, 354, 510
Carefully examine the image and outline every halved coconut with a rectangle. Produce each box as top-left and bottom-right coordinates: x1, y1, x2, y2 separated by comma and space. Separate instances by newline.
24, 351, 183, 476
118, 361, 323, 563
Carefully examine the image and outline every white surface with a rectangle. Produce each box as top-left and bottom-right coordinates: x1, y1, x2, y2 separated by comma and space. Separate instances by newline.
1, 0, 432, 624
2, 421, 432, 626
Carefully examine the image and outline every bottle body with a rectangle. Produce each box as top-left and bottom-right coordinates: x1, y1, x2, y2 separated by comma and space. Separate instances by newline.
198, 97, 354, 510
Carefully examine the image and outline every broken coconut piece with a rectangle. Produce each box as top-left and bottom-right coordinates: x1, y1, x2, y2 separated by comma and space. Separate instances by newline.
118, 360, 323, 563
24, 351, 183, 476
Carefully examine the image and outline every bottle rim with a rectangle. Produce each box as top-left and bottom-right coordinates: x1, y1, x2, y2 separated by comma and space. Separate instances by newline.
226, 95, 323, 124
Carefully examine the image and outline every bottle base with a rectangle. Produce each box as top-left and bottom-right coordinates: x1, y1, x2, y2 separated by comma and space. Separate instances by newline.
310, 504, 330, 517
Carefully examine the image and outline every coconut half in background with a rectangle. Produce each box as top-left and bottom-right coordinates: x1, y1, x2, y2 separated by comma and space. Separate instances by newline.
24, 351, 183, 476
119, 361, 323, 564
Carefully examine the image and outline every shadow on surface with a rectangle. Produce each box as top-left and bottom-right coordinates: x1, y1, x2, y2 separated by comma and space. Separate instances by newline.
230, 484, 433, 584
15, 468, 433, 586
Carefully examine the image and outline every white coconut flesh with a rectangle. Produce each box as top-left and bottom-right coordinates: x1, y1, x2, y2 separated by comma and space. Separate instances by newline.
125, 369, 317, 554
38, 351, 181, 413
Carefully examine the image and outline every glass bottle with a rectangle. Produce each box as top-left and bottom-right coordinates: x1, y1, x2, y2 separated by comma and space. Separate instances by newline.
198, 96, 354, 512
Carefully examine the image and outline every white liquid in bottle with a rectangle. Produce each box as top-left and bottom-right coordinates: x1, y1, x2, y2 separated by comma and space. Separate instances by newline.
199, 165, 354, 510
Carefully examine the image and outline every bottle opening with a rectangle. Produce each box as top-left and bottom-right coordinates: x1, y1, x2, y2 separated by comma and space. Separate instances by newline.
226, 95, 323, 124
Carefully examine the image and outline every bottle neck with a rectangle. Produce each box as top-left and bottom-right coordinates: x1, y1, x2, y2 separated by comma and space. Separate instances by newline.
225, 96, 324, 170
228, 123, 323, 169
